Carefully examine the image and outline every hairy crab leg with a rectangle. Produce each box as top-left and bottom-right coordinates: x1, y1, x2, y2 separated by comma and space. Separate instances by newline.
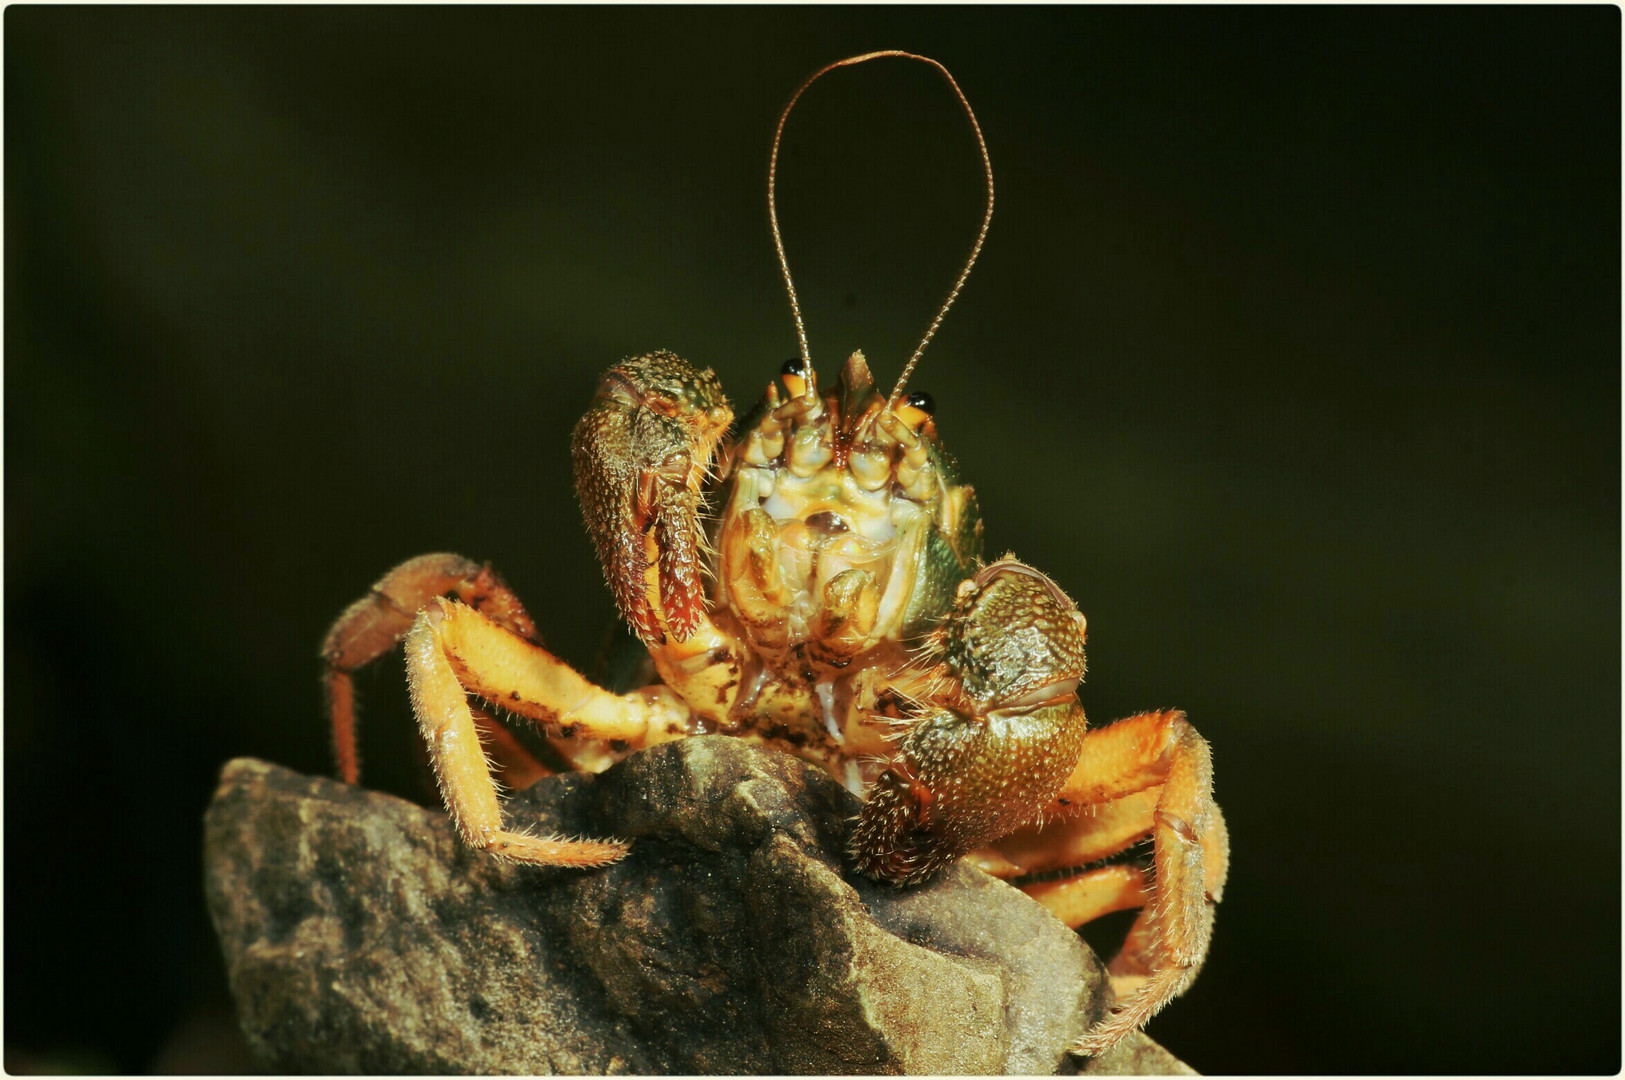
1020, 864, 1150, 929
1015, 708, 1228, 1057
1103, 804, 1229, 985
322, 553, 539, 784
420, 598, 693, 748
975, 786, 1163, 878
467, 704, 552, 790
403, 598, 699, 866
403, 606, 627, 867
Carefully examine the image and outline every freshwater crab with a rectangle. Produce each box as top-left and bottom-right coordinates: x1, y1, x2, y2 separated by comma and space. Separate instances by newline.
320, 50, 1228, 1057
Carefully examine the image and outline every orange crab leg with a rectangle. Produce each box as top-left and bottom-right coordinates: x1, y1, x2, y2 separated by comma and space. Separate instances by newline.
425, 598, 692, 746
979, 786, 1163, 878
403, 607, 628, 867
1021, 864, 1150, 929
1107, 802, 1230, 976
322, 553, 538, 784
468, 705, 552, 791
1050, 707, 1199, 807
1021, 708, 1227, 1057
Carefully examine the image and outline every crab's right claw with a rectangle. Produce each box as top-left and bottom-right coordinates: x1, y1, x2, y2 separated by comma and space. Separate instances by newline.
572, 351, 733, 646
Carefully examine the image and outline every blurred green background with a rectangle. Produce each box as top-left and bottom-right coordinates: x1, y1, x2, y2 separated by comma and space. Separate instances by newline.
6, 6, 1618, 1074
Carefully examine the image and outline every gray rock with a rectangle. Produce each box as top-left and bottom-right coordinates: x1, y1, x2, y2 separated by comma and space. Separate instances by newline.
204, 737, 1190, 1074
1078, 1033, 1199, 1076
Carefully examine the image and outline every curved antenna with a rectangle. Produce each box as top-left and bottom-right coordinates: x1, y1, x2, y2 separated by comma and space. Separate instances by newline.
766, 50, 995, 402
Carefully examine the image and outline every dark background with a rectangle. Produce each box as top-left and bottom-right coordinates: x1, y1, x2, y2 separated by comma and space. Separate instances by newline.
6, 6, 1619, 1075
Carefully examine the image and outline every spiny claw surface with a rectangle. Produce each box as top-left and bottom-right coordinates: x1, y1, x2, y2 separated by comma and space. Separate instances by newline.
571, 351, 732, 645
851, 558, 1090, 884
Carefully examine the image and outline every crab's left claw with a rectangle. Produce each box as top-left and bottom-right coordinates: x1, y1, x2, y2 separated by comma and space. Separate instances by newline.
850, 558, 1091, 884
572, 351, 733, 646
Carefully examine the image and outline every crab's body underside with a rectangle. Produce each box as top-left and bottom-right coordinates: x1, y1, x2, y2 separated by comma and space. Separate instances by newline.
322, 347, 1228, 1056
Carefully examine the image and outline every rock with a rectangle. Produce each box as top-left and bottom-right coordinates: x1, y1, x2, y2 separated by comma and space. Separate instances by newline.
204, 737, 1190, 1074
1077, 1032, 1199, 1076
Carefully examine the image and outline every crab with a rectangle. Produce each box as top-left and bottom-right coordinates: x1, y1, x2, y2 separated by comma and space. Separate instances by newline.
319, 50, 1227, 1058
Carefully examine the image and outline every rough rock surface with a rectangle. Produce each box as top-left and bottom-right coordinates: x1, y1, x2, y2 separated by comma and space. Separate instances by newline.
205, 737, 1191, 1074
1077, 1032, 1200, 1076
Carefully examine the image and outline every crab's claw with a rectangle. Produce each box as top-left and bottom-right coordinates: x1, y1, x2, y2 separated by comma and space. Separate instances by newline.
850, 558, 1091, 884
572, 352, 733, 646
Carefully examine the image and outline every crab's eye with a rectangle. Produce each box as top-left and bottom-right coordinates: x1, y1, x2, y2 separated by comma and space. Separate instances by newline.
896, 390, 935, 430
780, 356, 814, 398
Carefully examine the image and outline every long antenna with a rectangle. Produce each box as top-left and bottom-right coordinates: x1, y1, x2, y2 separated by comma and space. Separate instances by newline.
766, 50, 995, 402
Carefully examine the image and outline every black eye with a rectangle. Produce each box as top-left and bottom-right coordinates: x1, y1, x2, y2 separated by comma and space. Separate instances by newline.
905, 390, 935, 416
781, 356, 810, 377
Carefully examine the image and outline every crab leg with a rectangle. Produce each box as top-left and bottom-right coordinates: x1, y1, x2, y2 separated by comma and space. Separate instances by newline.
467, 704, 553, 790
975, 786, 1163, 879
419, 598, 693, 747
404, 606, 624, 867
403, 598, 694, 866
1009, 708, 1228, 1057
322, 553, 539, 784
1021, 864, 1150, 929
